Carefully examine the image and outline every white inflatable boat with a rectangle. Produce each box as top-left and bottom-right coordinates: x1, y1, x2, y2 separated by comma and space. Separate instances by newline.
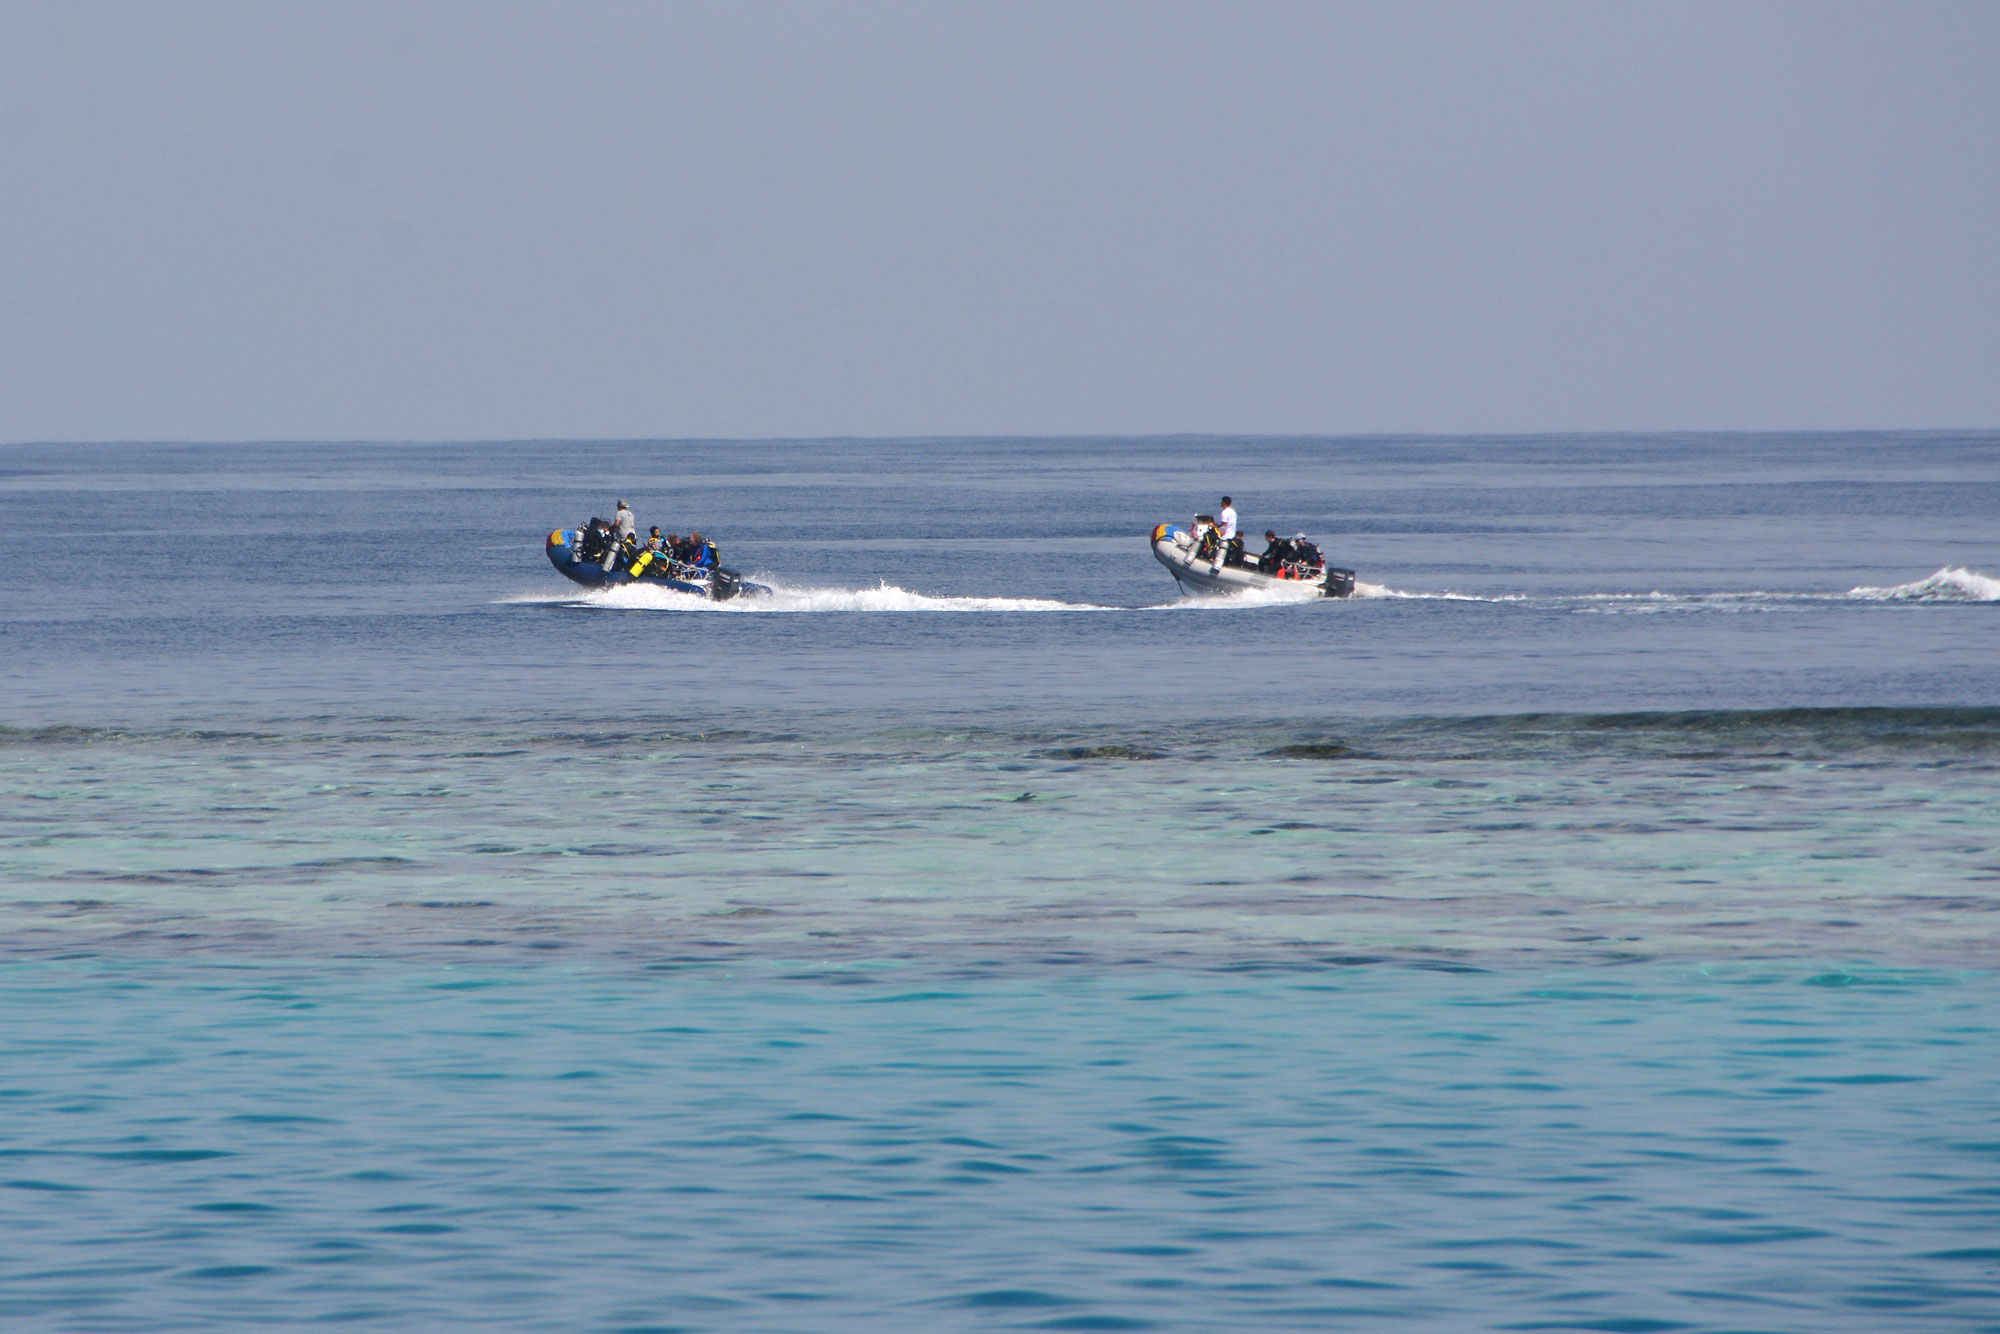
1150, 522, 1356, 598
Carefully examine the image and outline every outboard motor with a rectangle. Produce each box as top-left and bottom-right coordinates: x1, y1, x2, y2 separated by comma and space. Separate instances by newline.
1320, 566, 1356, 598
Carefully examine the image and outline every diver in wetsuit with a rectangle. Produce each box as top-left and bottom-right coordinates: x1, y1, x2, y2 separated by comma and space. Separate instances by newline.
616, 526, 667, 578
603, 499, 637, 570
578, 518, 613, 564
1258, 530, 1292, 573
1190, 515, 1217, 561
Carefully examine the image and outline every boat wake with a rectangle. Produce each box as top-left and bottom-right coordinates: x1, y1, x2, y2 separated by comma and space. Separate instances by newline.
1357, 566, 2000, 608
503, 579, 1116, 613
1351, 581, 1527, 603
1562, 567, 2000, 612
1146, 581, 1330, 609
503, 566, 1997, 614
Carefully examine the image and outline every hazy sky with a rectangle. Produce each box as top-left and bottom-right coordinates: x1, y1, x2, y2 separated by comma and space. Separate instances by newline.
3, 1, 1995, 441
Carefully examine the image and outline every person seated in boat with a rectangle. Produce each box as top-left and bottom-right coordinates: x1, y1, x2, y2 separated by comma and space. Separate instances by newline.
617, 526, 666, 576
578, 518, 614, 564
1257, 530, 1294, 573
1190, 514, 1218, 561
686, 532, 715, 569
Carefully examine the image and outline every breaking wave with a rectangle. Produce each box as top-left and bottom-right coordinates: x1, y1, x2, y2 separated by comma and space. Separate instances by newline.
1847, 566, 2000, 602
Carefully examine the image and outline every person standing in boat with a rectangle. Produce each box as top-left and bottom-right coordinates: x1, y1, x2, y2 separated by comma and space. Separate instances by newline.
603, 499, 637, 570
1213, 496, 1239, 569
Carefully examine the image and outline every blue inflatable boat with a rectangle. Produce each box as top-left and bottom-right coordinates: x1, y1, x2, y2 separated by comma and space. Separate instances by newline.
545, 528, 771, 601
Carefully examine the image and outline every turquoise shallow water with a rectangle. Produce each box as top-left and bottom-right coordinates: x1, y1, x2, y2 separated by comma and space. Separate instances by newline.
3, 435, 1997, 1328
4, 962, 1996, 1331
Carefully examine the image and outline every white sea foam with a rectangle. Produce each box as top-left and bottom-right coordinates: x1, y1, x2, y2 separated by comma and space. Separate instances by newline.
1148, 581, 1328, 610
1353, 582, 1527, 602
495, 589, 590, 606
1846, 566, 2000, 602
741, 581, 1116, 613
510, 579, 1115, 613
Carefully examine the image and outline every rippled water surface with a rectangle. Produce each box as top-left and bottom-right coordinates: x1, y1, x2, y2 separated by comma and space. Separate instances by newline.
2, 434, 1997, 1329
5, 962, 1997, 1331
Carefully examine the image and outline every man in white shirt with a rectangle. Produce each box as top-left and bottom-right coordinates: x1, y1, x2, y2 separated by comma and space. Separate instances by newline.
1214, 495, 1238, 569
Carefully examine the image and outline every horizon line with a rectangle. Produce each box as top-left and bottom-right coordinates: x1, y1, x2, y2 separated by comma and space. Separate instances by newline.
5, 426, 1997, 449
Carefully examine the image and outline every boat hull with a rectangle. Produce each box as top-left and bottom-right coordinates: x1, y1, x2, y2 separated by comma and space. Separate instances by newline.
545, 531, 770, 601
1150, 525, 1355, 598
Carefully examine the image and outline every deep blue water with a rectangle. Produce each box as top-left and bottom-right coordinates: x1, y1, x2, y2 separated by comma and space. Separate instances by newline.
2, 434, 1997, 1329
